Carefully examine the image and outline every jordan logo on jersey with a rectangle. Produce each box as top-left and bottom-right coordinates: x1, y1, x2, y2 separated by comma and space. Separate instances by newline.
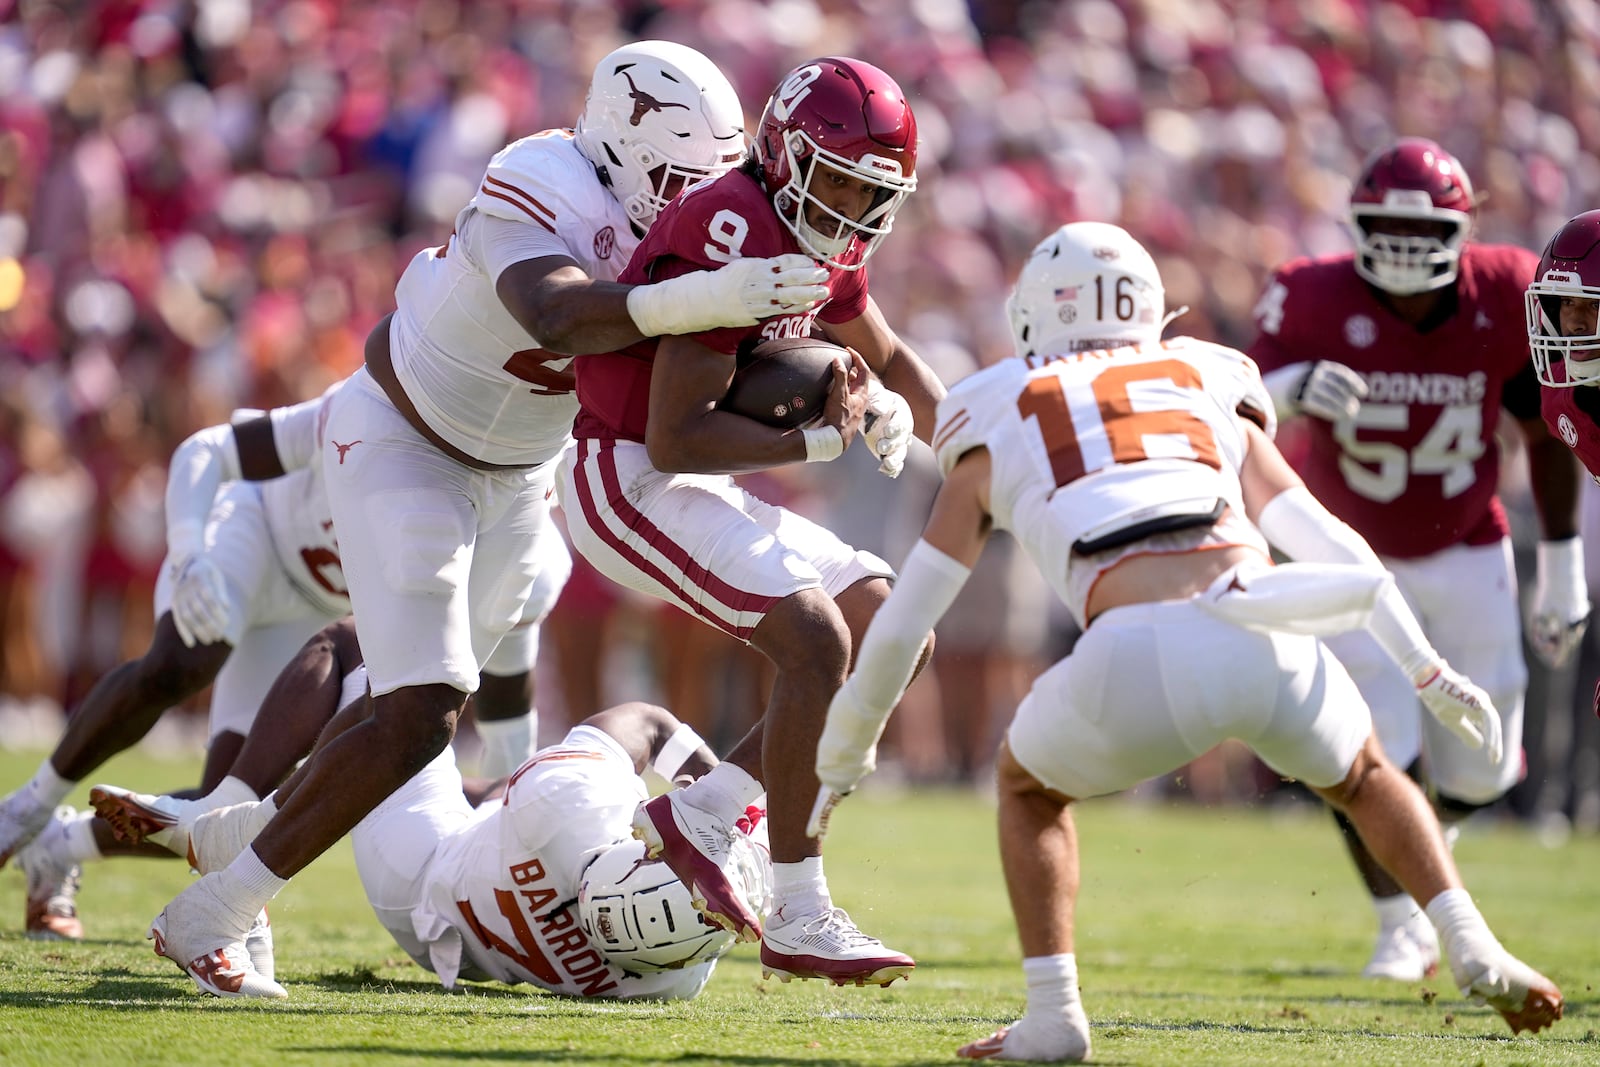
332, 439, 362, 464
620, 70, 690, 126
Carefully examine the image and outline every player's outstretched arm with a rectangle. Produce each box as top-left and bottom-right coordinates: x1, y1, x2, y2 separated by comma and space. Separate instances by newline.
163, 414, 290, 647
1238, 423, 1500, 758
810, 449, 992, 838
495, 253, 828, 356
582, 702, 719, 784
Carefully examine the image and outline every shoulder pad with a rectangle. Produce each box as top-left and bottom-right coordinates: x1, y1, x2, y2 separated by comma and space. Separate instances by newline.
473, 132, 606, 230
1170, 337, 1278, 439
933, 361, 1025, 476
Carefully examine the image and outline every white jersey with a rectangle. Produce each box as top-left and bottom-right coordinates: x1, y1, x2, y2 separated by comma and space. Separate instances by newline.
407, 727, 710, 999
390, 130, 640, 467
259, 384, 348, 617
933, 336, 1275, 629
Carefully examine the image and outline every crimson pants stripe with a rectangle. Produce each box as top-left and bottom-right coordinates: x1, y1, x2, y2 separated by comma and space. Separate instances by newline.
573, 439, 778, 640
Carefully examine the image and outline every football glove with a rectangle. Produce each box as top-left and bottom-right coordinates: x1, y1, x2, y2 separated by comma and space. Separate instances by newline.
1293, 360, 1368, 421
626, 254, 829, 336
862, 378, 913, 478
1529, 538, 1590, 668
169, 554, 233, 648
1415, 664, 1503, 764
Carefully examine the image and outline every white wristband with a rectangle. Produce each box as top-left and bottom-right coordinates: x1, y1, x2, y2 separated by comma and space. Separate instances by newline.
651, 724, 707, 781
803, 425, 844, 463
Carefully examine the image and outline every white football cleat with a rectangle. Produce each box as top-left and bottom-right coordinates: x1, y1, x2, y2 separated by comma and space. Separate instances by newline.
148, 873, 286, 999
17, 807, 83, 941
632, 792, 763, 942
957, 1008, 1092, 1062
89, 784, 212, 858
1449, 941, 1564, 1035
1362, 919, 1440, 981
759, 904, 915, 987
0, 787, 53, 868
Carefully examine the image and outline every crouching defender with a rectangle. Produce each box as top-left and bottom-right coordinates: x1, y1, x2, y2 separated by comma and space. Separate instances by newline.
810, 222, 1563, 1061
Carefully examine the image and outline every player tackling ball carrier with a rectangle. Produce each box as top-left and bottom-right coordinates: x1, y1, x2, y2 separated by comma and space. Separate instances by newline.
811, 222, 1562, 1061
135, 40, 830, 999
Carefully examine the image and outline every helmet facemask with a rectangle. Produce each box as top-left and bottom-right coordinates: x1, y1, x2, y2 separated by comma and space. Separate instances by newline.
1350, 197, 1472, 295
773, 131, 915, 270
1527, 273, 1600, 388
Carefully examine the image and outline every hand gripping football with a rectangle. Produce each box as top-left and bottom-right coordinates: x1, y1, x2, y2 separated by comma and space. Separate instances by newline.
718, 337, 842, 429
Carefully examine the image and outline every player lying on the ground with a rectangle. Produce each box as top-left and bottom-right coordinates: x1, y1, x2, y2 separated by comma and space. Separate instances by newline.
809, 222, 1562, 1062
95, 618, 768, 999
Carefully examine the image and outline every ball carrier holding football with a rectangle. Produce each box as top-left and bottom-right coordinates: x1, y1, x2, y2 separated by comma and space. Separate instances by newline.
562, 56, 945, 986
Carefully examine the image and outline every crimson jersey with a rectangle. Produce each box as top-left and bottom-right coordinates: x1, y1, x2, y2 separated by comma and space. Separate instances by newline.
572, 168, 870, 442
1541, 386, 1600, 483
1248, 244, 1540, 558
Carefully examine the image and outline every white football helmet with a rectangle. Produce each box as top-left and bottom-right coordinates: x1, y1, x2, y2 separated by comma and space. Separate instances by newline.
578, 834, 767, 973
574, 41, 747, 230
1007, 221, 1165, 357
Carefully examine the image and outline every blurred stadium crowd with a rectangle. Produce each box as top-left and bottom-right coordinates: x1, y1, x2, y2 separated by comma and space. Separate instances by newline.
2, 0, 1599, 828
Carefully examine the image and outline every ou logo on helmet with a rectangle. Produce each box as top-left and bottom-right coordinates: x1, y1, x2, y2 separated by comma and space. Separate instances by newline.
771, 64, 822, 121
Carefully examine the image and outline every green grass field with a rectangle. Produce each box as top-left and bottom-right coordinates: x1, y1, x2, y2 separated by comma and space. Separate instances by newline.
0, 745, 1596, 1067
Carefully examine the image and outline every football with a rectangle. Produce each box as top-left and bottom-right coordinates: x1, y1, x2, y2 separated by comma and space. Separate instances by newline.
718, 336, 842, 429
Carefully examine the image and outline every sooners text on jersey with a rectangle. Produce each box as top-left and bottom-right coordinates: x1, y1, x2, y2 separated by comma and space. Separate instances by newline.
1248, 244, 1538, 558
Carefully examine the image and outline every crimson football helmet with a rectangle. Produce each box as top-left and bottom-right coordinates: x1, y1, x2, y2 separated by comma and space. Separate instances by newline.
1527, 210, 1600, 388
575, 41, 747, 230
754, 57, 918, 270
1348, 138, 1475, 295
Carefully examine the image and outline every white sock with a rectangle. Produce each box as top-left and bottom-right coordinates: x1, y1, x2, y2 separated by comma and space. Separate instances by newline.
26, 760, 74, 812
257, 793, 280, 823
1424, 886, 1492, 944
476, 711, 537, 780
772, 856, 830, 917
60, 809, 102, 863
1023, 953, 1082, 1018
209, 775, 259, 809
216, 846, 289, 922
1374, 892, 1424, 930
680, 763, 763, 825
